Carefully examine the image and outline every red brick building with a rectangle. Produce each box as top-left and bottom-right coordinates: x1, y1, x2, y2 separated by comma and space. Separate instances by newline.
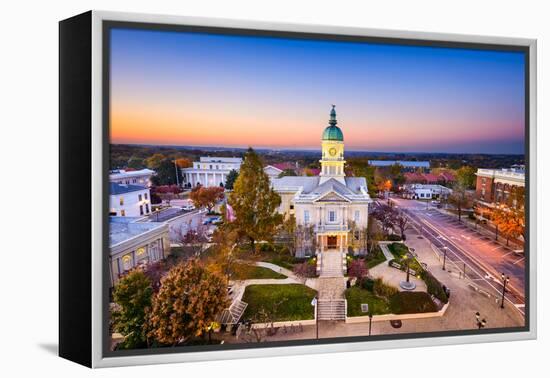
475, 167, 525, 208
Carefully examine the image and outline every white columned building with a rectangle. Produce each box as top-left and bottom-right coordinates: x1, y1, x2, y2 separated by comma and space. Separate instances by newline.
182, 157, 243, 188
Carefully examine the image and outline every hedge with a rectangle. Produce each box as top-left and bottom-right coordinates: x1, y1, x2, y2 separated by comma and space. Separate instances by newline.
389, 291, 438, 314
420, 270, 448, 304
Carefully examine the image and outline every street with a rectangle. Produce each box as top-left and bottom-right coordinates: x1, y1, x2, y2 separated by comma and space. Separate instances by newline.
384, 197, 526, 315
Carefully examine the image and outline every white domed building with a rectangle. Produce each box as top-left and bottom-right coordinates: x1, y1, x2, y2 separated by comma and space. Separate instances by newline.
271, 106, 372, 265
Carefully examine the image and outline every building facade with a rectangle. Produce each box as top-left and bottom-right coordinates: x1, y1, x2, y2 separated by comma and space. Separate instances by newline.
109, 168, 155, 187
109, 217, 170, 287
271, 106, 372, 258
182, 157, 242, 188
475, 167, 525, 208
109, 183, 152, 217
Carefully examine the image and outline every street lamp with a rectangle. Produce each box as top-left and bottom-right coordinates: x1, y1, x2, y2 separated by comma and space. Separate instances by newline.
475, 312, 487, 330
442, 246, 448, 271
311, 296, 319, 339
500, 273, 510, 309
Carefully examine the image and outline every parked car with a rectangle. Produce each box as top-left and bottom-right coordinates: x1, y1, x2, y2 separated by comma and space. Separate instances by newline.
181, 204, 196, 211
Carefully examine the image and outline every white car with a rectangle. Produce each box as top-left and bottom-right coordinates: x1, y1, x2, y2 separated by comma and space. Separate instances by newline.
181, 204, 196, 211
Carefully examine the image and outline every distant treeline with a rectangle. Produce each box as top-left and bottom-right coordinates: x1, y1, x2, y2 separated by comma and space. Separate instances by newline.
110, 144, 524, 172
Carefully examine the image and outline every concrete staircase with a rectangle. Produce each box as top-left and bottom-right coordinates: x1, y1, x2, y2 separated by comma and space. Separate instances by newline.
317, 299, 346, 320
320, 250, 344, 277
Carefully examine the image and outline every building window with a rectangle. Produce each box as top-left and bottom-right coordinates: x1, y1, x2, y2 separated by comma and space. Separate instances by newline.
136, 247, 148, 264
329, 211, 336, 222
121, 209, 126, 217
138, 194, 142, 202
304, 210, 310, 224
290, 205, 294, 210
119, 197, 124, 206
354, 210, 360, 222
122, 255, 132, 271
144, 193, 148, 200
145, 204, 150, 213
354, 230, 360, 241
140, 205, 144, 216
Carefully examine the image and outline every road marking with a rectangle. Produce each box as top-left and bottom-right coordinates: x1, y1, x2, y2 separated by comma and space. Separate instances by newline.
501, 251, 515, 258
513, 257, 525, 265
407, 212, 525, 313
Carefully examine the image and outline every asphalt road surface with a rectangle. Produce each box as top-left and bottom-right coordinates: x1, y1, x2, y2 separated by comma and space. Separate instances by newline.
378, 197, 526, 316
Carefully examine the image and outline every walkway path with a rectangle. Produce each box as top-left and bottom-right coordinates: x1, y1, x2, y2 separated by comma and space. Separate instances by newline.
320, 250, 344, 277
379, 243, 395, 261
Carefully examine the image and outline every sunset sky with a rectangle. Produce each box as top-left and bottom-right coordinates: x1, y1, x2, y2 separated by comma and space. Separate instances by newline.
110, 28, 526, 154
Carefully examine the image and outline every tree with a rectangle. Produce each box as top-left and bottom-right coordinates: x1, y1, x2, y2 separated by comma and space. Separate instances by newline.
394, 210, 409, 240
145, 153, 166, 170
493, 206, 525, 246
279, 214, 297, 256
456, 166, 476, 189
228, 148, 282, 253
278, 168, 297, 178
127, 155, 145, 170
175, 158, 192, 169
111, 270, 153, 349
148, 261, 229, 346
189, 186, 225, 212
347, 259, 368, 282
372, 203, 397, 235
224, 169, 239, 190
150, 158, 178, 186
449, 183, 474, 222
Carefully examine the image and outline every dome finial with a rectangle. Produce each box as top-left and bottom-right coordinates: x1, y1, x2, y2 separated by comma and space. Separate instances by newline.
329, 104, 337, 126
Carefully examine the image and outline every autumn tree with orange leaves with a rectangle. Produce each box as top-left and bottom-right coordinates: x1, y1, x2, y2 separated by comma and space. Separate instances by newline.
189, 186, 225, 212
148, 261, 229, 346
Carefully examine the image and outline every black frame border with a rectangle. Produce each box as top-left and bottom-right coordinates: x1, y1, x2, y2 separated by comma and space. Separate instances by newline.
101, 20, 531, 360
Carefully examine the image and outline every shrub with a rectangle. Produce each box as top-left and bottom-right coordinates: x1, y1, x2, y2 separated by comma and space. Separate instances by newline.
389, 292, 438, 314
359, 277, 375, 292
373, 278, 399, 298
348, 259, 368, 280
420, 270, 448, 304
293, 261, 317, 278
388, 242, 409, 257
386, 234, 402, 241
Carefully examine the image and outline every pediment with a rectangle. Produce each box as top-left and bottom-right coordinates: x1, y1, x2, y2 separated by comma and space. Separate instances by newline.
314, 191, 350, 203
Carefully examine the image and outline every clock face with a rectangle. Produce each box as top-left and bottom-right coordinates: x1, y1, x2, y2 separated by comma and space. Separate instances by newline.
329, 147, 337, 156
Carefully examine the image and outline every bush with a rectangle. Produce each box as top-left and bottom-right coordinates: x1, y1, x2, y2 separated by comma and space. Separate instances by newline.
385, 234, 402, 241
389, 292, 438, 314
373, 278, 399, 298
359, 277, 375, 292
388, 242, 409, 257
420, 270, 448, 304
348, 259, 368, 280
293, 261, 317, 278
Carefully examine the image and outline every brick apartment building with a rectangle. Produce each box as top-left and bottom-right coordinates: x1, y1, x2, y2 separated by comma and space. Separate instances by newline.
475, 166, 525, 208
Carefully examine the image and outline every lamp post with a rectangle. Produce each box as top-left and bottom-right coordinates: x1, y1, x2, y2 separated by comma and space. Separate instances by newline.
312, 296, 319, 339
475, 312, 487, 330
500, 273, 510, 309
442, 246, 448, 271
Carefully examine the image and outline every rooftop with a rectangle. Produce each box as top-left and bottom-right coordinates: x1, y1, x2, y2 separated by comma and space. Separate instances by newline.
109, 168, 155, 180
109, 217, 167, 248
110, 182, 149, 195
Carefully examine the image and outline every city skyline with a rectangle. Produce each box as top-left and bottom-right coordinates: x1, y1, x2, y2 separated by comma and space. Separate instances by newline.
110, 28, 526, 154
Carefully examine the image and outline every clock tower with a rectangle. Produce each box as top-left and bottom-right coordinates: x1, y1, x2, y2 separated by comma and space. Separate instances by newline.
319, 105, 346, 185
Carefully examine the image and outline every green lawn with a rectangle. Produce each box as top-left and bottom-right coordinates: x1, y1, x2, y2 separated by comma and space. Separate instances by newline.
242, 284, 317, 322
232, 264, 287, 280
345, 287, 391, 316
365, 246, 387, 268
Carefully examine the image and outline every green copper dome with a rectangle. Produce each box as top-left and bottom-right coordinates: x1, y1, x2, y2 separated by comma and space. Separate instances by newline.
322, 105, 344, 141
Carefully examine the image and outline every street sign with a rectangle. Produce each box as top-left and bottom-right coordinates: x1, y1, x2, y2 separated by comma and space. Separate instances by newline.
361, 304, 369, 313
